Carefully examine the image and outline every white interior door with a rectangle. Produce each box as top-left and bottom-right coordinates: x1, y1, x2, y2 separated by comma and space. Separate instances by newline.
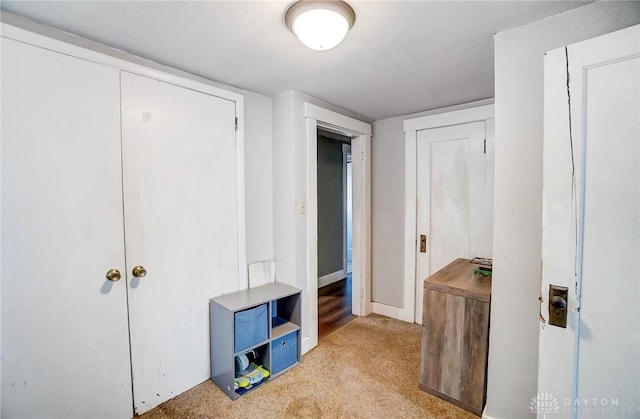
540, 24, 639, 418
415, 121, 490, 323
121, 72, 238, 414
1, 40, 133, 418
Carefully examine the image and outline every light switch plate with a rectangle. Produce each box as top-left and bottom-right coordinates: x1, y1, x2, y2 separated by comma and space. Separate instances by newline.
297, 199, 306, 214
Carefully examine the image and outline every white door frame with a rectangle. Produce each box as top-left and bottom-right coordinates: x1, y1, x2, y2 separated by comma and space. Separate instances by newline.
304, 103, 372, 352
343, 143, 352, 277
403, 102, 494, 323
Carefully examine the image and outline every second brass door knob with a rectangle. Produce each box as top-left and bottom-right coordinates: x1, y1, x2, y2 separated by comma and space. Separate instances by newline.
132, 266, 147, 278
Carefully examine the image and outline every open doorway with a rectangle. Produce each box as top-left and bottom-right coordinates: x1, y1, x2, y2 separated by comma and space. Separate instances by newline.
317, 128, 356, 338
302, 102, 371, 354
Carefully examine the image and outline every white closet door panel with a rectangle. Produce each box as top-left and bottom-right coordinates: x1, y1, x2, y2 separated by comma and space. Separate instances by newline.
415, 121, 486, 323
1, 39, 132, 418
120, 72, 238, 414
428, 138, 471, 266
577, 54, 639, 413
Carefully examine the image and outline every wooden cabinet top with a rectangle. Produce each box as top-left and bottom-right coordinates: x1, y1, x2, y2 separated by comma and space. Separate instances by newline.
424, 258, 492, 302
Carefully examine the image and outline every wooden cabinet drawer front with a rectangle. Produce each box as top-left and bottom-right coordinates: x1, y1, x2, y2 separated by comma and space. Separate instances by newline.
420, 289, 489, 414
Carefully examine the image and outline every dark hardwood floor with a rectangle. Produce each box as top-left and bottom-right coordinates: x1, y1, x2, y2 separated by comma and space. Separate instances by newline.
318, 273, 356, 338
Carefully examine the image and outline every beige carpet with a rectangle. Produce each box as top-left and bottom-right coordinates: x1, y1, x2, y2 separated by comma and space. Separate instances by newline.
142, 315, 476, 419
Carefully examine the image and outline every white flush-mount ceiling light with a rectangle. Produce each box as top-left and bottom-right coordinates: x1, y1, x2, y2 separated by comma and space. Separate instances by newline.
285, 0, 356, 51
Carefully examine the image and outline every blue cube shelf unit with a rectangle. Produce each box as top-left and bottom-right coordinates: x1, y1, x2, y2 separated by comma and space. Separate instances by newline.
210, 282, 301, 399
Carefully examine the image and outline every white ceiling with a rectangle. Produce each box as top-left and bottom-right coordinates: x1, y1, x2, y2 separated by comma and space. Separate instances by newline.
1, 1, 589, 121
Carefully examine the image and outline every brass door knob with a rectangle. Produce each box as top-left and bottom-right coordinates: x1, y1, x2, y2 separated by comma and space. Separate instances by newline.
106, 269, 122, 282
132, 266, 147, 278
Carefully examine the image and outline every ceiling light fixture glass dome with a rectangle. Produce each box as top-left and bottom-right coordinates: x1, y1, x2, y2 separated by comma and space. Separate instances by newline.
285, 1, 356, 51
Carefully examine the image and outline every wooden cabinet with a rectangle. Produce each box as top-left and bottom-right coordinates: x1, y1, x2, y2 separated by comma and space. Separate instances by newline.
210, 283, 301, 399
419, 258, 491, 415
2, 28, 243, 418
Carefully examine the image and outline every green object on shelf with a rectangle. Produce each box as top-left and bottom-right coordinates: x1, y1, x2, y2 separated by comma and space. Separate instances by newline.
474, 268, 492, 277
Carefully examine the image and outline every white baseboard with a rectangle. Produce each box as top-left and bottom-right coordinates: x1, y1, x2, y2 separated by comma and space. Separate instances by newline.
301, 336, 315, 356
371, 302, 406, 321
318, 270, 345, 288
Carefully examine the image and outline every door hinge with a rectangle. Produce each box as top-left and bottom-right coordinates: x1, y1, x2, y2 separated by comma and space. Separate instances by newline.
235, 116, 238, 131
483, 138, 487, 154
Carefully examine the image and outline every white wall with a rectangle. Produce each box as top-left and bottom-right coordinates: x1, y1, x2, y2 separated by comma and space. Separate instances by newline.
370, 117, 405, 308
485, 3, 640, 418
242, 91, 274, 264
272, 92, 297, 290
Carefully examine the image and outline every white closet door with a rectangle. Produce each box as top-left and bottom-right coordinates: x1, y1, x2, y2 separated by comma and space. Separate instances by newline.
415, 121, 489, 323
1, 39, 132, 418
120, 72, 239, 414
540, 25, 639, 416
